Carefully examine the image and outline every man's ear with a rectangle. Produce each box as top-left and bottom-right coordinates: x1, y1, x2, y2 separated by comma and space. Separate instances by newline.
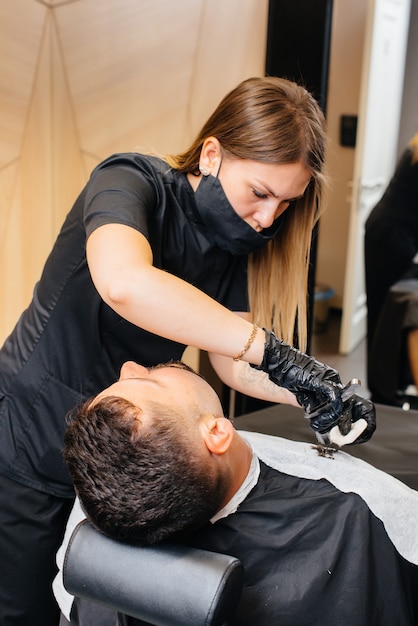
199, 137, 222, 176
200, 415, 234, 455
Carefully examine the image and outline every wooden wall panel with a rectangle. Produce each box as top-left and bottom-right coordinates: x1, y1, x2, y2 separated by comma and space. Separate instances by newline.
55, 0, 203, 157
0, 0, 268, 343
0, 0, 45, 164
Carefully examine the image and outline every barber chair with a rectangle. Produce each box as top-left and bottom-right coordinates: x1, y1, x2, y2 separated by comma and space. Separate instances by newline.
63, 520, 244, 626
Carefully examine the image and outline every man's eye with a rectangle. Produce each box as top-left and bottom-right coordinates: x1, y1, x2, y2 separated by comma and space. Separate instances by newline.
252, 188, 268, 199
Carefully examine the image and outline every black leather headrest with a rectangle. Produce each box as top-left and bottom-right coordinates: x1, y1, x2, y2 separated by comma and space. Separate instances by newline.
63, 520, 243, 626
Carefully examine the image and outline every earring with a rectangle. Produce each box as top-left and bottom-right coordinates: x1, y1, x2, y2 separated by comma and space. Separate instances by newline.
199, 165, 210, 176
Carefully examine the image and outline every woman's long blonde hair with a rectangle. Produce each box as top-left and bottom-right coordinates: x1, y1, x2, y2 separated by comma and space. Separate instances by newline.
167, 76, 327, 350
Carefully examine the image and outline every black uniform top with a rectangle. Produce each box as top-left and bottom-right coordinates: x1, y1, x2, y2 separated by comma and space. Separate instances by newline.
185, 462, 418, 626
0, 153, 248, 497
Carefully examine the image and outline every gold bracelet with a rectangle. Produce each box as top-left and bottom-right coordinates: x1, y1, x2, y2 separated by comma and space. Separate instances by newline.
233, 323, 258, 361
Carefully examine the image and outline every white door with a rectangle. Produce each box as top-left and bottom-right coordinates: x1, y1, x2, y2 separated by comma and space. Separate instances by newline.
339, 0, 411, 354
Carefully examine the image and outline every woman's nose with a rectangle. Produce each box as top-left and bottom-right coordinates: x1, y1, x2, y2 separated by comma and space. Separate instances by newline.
255, 200, 289, 229
255, 205, 278, 229
119, 361, 148, 380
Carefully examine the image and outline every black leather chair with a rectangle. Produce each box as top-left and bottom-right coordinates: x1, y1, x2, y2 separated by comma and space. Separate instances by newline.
63, 520, 243, 626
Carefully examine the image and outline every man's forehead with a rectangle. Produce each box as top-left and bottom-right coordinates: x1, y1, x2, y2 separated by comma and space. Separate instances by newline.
125, 361, 208, 386
100, 361, 206, 398
147, 361, 201, 376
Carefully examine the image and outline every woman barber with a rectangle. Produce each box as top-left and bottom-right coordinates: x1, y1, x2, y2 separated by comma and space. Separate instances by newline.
0, 76, 375, 625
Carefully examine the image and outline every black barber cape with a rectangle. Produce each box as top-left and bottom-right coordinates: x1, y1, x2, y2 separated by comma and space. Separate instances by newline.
54, 432, 418, 625
185, 462, 418, 625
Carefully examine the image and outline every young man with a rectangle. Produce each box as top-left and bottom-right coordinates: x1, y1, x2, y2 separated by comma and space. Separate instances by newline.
56, 361, 418, 625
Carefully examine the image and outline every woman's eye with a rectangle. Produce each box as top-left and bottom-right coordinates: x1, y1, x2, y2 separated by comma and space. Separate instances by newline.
252, 188, 268, 199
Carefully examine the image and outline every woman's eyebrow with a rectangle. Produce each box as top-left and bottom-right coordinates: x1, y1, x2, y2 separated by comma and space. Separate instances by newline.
253, 179, 278, 197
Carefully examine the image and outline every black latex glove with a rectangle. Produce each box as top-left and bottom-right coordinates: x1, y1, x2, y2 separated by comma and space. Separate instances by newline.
253, 329, 376, 445
326, 393, 376, 446
253, 329, 344, 434
296, 364, 342, 415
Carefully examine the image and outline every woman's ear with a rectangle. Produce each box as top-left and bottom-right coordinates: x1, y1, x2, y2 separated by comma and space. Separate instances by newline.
199, 137, 222, 176
199, 415, 234, 455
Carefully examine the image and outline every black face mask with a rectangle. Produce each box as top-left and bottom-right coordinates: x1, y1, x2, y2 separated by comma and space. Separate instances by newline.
194, 173, 283, 256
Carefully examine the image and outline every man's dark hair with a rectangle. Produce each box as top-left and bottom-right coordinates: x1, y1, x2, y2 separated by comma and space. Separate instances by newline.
64, 396, 228, 545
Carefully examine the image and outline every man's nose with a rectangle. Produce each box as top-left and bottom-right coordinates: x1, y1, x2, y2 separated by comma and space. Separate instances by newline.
119, 361, 148, 380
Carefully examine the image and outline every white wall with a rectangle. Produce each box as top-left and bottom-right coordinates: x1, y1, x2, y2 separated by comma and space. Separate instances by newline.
316, 0, 417, 310
397, 0, 418, 153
